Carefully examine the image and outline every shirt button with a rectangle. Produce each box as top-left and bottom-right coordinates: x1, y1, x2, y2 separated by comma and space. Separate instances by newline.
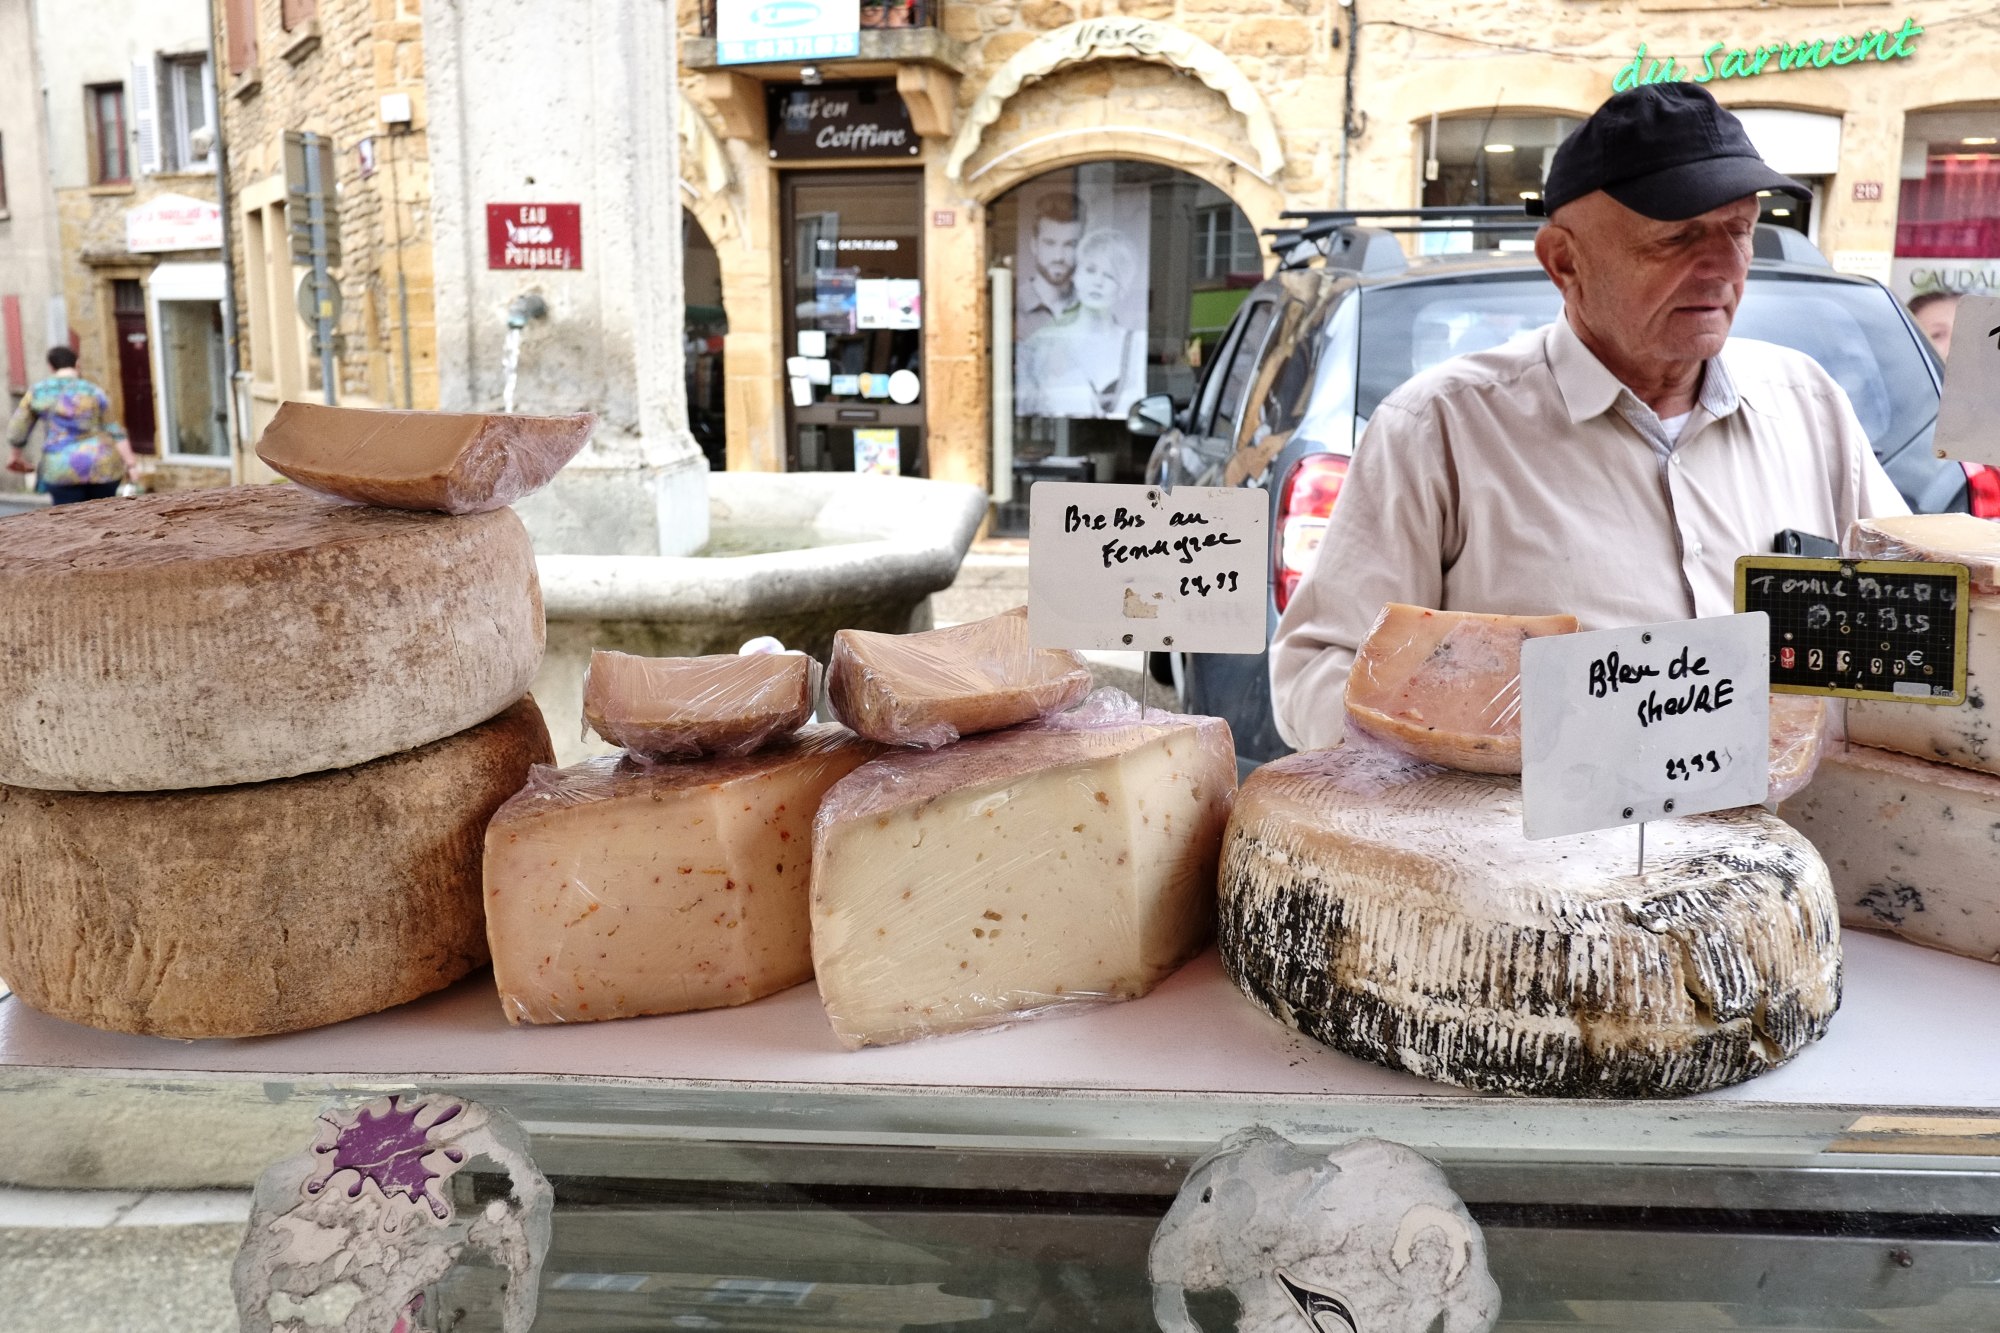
1689, 540, 1705, 557
1669, 454, 1683, 467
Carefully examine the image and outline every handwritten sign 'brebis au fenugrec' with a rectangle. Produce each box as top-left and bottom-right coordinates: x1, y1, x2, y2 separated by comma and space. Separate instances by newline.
1520, 614, 1770, 840
1028, 482, 1269, 654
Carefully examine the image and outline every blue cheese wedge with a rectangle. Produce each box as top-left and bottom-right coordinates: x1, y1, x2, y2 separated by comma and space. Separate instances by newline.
1845, 591, 2000, 777
1781, 742, 2000, 964
1220, 746, 1841, 1097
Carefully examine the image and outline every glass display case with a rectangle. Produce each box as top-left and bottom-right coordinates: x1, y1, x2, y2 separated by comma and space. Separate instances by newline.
5, 931, 1999, 1330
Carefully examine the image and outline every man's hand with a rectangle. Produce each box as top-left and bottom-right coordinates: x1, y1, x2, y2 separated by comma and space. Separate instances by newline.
6, 445, 31, 475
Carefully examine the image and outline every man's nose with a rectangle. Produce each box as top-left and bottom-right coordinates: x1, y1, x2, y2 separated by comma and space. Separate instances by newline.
1692, 227, 1751, 280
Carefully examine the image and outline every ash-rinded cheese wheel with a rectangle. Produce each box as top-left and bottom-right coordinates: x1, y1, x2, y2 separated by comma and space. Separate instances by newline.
0, 485, 544, 791
1219, 747, 1840, 1097
0, 697, 553, 1038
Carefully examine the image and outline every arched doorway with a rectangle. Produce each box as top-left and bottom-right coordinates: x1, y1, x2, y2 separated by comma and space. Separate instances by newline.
684, 213, 728, 471
985, 161, 1261, 535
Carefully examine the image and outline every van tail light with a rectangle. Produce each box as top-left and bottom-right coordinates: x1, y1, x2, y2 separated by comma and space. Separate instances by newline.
1274, 454, 1349, 612
1967, 463, 2000, 520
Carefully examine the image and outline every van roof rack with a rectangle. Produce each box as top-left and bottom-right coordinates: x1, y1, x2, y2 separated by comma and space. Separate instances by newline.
1264, 208, 1544, 273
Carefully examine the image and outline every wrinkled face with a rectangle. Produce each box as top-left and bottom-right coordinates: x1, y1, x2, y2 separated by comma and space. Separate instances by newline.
1075, 252, 1123, 311
1539, 192, 1758, 372
1033, 218, 1081, 289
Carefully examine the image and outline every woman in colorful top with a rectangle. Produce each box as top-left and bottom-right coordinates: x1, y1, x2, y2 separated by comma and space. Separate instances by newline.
7, 346, 141, 504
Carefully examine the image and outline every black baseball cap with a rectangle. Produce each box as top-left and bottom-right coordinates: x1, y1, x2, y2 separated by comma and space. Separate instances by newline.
1527, 83, 1811, 220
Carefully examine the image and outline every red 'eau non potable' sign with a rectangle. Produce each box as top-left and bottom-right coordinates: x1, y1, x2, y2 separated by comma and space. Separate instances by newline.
486, 203, 582, 270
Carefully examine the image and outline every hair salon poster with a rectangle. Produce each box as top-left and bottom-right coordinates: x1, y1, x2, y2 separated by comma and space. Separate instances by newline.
1013, 172, 1151, 421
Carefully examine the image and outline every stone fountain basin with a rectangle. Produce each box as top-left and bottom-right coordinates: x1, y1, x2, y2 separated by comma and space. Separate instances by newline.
532, 471, 989, 764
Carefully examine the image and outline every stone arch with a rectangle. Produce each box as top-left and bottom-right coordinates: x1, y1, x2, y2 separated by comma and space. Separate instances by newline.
947, 18, 1285, 184
964, 131, 1286, 235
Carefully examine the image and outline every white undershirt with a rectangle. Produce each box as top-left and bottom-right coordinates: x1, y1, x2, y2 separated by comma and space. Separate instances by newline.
1658, 409, 1693, 443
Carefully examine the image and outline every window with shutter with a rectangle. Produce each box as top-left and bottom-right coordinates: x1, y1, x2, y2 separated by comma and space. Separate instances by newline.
130, 60, 161, 178
282, 0, 317, 31
0, 133, 9, 214
86, 84, 129, 184
225, 0, 258, 74
160, 56, 213, 171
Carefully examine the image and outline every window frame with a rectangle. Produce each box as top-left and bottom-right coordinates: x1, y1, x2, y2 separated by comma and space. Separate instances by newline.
87, 83, 130, 185
0, 131, 9, 214
160, 54, 214, 172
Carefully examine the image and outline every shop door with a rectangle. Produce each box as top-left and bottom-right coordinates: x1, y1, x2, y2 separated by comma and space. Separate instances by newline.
781, 170, 924, 475
112, 280, 156, 452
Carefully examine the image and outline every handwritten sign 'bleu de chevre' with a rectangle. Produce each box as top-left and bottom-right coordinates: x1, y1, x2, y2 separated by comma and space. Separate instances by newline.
1735, 554, 1969, 703
1934, 293, 2000, 470
1028, 482, 1269, 654
1520, 614, 1770, 841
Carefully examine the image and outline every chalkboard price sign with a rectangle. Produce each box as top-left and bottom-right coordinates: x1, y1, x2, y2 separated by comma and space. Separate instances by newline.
1734, 555, 1970, 704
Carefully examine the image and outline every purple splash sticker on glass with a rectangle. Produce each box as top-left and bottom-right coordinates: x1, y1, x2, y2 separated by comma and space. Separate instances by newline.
308, 1095, 466, 1220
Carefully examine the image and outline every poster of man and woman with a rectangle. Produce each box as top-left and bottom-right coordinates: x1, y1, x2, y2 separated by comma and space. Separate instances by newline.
1013, 179, 1151, 421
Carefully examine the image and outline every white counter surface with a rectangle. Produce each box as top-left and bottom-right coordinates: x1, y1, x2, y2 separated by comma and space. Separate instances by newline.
2, 932, 1996, 1113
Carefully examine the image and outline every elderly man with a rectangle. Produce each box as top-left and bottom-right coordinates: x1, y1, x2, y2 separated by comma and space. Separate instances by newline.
1269, 83, 1908, 751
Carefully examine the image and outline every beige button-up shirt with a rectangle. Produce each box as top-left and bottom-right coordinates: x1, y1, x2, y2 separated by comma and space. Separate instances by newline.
1270, 312, 1910, 751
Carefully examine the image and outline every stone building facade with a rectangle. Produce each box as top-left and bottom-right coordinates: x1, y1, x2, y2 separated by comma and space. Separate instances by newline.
212, 0, 436, 480
677, 0, 2000, 524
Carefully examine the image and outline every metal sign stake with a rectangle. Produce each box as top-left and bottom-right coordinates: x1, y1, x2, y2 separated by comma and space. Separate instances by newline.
302, 131, 337, 405
1636, 821, 1646, 877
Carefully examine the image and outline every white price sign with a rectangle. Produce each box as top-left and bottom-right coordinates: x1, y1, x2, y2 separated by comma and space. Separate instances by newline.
1028, 482, 1269, 654
1934, 293, 2000, 469
1520, 614, 1770, 841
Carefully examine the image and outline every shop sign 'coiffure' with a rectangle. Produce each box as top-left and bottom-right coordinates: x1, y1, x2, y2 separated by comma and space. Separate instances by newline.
718, 0, 859, 65
1615, 16, 1921, 90
485, 203, 582, 271
767, 82, 919, 159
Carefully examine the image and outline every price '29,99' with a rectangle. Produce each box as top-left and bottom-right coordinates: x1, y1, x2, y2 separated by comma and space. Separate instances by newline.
1665, 750, 1726, 782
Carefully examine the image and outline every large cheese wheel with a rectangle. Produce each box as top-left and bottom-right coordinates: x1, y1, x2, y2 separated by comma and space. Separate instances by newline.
1220, 747, 1840, 1097
0, 485, 544, 791
0, 697, 553, 1038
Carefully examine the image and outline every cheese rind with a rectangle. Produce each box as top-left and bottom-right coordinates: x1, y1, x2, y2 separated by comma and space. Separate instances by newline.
811, 705, 1236, 1047
0, 697, 553, 1038
0, 485, 545, 792
1848, 513, 2000, 593
1343, 604, 1579, 774
581, 650, 819, 759
828, 606, 1093, 748
1781, 743, 2000, 963
254, 401, 595, 514
1845, 592, 2000, 777
1219, 746, 1840, 1097
484, 725, 879, 1025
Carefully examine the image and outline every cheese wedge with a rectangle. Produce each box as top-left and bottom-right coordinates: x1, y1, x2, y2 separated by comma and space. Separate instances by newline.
0, 485, 544, 792
1768, 694, 1830, 804
0, 698, 552, 1038
827, 606, 1092, 748
1343, 604, 1579, 773
1846, 592, 2000, 777
484, 726, 879, 1024
1782, 743, 2000, 964
811, 708, 1236, 1047
1848, 513, 2000, 593
254, 401, 595, 514
1220, 746, 1840, 1097
582, 650, 819, 759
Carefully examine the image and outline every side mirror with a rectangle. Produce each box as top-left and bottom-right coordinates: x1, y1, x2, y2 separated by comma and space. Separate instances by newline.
1127, 393, 1175, 438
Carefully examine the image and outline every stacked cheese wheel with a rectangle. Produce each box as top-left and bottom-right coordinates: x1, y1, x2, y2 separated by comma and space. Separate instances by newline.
1782, 514, 2000, 963
0, 409, 589, 1038
481, 606, 1240, 1048
1220, 605, 1842, 1097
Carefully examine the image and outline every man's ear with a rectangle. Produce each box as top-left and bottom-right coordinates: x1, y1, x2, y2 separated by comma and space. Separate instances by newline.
1535, 224, 1577, 298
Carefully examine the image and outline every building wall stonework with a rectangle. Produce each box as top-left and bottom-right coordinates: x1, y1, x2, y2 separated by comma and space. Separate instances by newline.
214, 0, 436, 466
680, 0, 1995, 493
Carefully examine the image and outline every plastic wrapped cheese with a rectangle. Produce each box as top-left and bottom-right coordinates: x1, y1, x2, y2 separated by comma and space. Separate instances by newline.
827, 606, 1093, 748
254, 401, 595, 514
811, 691, 1236, 1047
581, 650, 820, 759
1220, 745, 1840, 1097
1343, 603, 1578, 773
1767, 694, 1830, 804
483, 725, 879, 1024
1847, 513, 2000, 593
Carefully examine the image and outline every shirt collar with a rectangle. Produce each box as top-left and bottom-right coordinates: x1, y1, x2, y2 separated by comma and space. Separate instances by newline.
1547, 311, 1741, 426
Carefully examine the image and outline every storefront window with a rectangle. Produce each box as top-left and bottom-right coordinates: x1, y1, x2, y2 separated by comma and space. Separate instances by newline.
986, 162, 1260, 535
684, 214, 727, 471
1893, 110, 2000, 361
1418, 113, 1578, 251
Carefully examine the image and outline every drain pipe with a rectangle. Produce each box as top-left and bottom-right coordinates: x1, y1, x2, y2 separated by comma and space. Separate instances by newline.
501, 293, 547, 414
1337, 0, 1362, 208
